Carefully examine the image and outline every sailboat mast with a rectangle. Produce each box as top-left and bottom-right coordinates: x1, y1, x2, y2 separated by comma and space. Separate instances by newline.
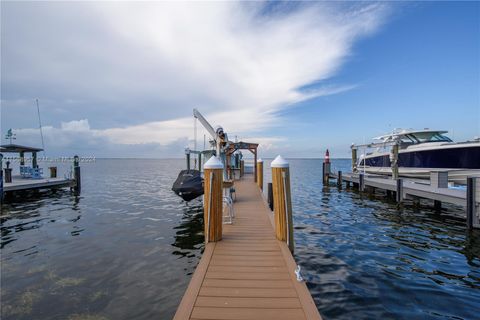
36, 99, 46, 156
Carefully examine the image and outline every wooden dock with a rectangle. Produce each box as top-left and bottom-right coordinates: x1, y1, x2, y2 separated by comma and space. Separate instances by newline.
326, 170, 480, 229
3, 176, 74, 192
174, 175, 321, 320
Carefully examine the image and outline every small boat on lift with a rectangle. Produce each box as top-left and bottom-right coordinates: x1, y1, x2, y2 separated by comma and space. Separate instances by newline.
172, 169, 204, 201
354, 129, 480, 185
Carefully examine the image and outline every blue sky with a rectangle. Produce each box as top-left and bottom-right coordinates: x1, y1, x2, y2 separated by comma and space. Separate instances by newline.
271, 1, 480, 157
1, 1, 479, 158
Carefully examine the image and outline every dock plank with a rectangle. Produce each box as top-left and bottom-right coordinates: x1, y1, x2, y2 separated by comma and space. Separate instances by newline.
191, 307, 306, 320
195, 297, 302, 308
173, 175, 322, 320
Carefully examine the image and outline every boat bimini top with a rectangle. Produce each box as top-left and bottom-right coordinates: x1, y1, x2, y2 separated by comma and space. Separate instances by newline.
373, 129, 452, 145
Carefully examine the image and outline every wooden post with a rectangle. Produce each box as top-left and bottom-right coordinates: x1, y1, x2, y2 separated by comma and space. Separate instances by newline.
49, 166, 57, 178
226, 154, 231, 179
20, 151, 25, 166
337, 171, 342, 188
4, 168, 12, 183
322, 149, 331, 185
254, 149, 258, 183
359, 173, 365, 192
322, 163, 331, 185
257, 159, 264, 190
466, 177, 480, 230
267, 182, 274, 211
203, 157, 224, 242
396, 178, 403, 203
351, 146, 358, 172
198, 153, 202, 172
32, 152, 38, 168
390, 144, 399, 180
240, 160, 244, 177
271, 155, 294, 252
73, 155, 81, 193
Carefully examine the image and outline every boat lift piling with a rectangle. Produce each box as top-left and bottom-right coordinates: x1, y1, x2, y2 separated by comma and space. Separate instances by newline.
203, 157, 224, 242
73, 155, 81, 193
271, 155, 294, 253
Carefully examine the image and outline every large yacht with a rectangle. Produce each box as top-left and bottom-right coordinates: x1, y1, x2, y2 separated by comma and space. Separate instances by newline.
357, 129, 480, 184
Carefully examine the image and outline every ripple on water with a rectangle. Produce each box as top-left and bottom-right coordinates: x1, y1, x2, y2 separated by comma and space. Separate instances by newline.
1, 159, 480, 320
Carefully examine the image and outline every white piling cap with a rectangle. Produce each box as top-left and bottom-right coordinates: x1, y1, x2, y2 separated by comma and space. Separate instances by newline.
204, 156, 224, 169
271, 155, 289, 168
257, 158, 263, 163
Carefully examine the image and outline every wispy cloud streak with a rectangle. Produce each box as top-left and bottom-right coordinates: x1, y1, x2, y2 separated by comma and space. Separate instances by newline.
1, 1, 390, 154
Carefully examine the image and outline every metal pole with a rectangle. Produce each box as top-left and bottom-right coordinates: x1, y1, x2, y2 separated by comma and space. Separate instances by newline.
36, 99, 46, 157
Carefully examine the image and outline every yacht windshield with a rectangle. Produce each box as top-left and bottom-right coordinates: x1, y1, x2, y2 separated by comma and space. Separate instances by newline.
409, 132, 452, 143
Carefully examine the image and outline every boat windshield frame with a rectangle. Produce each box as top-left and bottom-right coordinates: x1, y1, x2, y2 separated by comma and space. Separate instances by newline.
380, 131, 453, 145
406, 132, 452, 144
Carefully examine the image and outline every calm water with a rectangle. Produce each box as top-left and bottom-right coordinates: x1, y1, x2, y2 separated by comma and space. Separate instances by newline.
1, 159, 479, 320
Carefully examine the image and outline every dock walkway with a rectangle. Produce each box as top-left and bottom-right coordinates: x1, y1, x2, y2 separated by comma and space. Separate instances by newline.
174, 176, 321, 320
3, 176, 74, 192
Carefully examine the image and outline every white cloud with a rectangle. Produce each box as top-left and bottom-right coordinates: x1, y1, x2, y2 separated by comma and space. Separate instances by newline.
60, 119, 91, 132
2, 2, 390, 155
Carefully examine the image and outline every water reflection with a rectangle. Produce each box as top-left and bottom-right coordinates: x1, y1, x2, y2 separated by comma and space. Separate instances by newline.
1, 190, 82, 249
288, 160, 480, 320
1, 159, 206, 320
1, 159, 479, 320
171, 200, 205, 257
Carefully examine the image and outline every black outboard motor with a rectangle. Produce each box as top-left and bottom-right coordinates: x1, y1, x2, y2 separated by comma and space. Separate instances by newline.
172, 169, 204, 201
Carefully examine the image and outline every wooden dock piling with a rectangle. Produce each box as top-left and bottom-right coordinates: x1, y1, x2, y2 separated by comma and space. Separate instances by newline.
73, 155, 81, 193
257, 159, 264, 190
337, 171, 342, 188
333, 171, 480, 228
203, 157, 224, 242
322, 150, 331, 185
466, 177, 480, 230
396, 178, 403, 203
271, 155, 294, 253
351, 146, 357, 172
359, 173, 365, 192
174, 173, 321, 320
49, 166, 57, 178
390, 144, 399, 180
240, 160, 244, 177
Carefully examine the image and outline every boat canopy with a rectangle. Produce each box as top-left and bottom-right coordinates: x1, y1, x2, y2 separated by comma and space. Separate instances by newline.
373, 129, 452, 144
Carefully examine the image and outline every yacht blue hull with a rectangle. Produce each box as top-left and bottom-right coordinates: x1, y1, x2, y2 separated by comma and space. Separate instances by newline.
364, 146, 480, 169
